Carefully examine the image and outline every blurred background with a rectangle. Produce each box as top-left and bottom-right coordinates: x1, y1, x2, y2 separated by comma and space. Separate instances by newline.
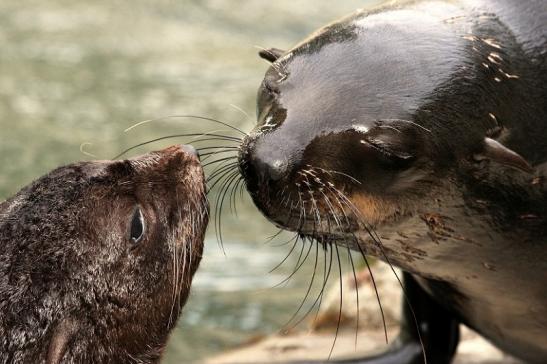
0, 1, 382, 362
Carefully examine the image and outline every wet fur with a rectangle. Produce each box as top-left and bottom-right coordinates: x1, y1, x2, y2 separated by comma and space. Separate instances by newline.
0, 146, 208, 363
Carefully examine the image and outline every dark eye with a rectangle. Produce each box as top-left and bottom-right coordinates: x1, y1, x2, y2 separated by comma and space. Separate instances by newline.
129, 207, 145, 246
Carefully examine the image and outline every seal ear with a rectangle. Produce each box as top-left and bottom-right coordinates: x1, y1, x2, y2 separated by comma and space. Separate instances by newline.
47, 318, 79, 364
475, 137, 534, 173
258, 48, 285, 62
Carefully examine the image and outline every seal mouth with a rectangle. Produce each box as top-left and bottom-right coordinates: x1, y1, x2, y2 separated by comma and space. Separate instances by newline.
151, 144, 206, 191
239, 120, 428, 244
240, 159, 363, 240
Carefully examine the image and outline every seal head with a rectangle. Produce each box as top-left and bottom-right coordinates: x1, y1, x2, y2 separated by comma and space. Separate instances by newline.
0, 145, 208, 363
240, 1, 543, 237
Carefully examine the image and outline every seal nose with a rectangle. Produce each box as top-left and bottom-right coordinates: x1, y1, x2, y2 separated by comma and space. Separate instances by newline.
239, 136, 295, 195
251, 155, 290, 184
180, 144, 200, 159
238, 136, 302, 224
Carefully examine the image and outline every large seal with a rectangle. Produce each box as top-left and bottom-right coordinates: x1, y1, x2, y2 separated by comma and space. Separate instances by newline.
0, 144, 208, 363
239, 0, 547, 363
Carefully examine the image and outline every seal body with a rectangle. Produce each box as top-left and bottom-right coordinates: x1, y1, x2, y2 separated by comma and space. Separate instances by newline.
0, 145, 208, 363
239, 0, 547, 362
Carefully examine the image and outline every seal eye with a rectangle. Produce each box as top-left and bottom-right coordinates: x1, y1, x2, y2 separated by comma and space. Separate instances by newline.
360, 126, 417, 169
129, 207, 145, 246
364, 137, 414, 162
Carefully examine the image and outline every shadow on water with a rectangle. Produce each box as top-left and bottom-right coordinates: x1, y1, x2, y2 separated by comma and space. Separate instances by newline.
0, 1, 380, 362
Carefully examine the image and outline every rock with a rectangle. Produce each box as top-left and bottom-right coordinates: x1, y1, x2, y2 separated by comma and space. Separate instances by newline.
204, 262, 522, 364
311, 262, 402, 332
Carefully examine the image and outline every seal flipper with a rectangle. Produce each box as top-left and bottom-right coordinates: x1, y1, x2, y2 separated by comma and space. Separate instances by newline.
46, 318, 79, 364
258, 48, 285, 62
334, 273, 460, 364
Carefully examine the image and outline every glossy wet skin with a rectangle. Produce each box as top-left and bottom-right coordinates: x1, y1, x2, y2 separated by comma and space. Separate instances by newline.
242, 2, 499, 234
239, 1, 547, 361
0, 145, 208, 363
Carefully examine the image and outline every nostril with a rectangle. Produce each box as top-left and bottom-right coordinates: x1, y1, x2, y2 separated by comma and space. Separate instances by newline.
268, 159, 287, 181
255, 157, 288, 183
239, 138, 292, 189
180, 144, 199, 159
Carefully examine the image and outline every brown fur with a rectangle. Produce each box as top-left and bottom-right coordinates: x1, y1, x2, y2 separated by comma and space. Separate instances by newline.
0, 145, 208, 364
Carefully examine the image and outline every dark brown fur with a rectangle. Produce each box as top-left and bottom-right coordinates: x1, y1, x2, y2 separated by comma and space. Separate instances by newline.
0, 145, 208, 363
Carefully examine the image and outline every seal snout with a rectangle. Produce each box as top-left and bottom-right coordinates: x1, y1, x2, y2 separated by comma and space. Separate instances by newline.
158, 144, 200, 161
180, 144, 200, 159
255, 156, 289, 183
239, 137, 294, 196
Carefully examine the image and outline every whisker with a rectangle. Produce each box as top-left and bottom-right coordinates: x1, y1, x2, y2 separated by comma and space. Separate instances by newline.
124, 114, 248, 136
353, 234, 388, 344
226, 172, 243, 216
328, 244, 344, 360
290, 241, 332, 329
206, 170, 239, 198
331, 189, 427, 362
283, 242, 320, 329
322, 186, 389, 343
269, 233, 300, 248
203, 156, 238, 168
214, 170, 241, 253
312, 166, 362, 185
269, 234, 299, 272
264, 229, 285, 244
229, 104, 251, 120
230, 177, 245, 216
200, 150, 238, 162
190, 137, 241, 144
367, 229, 428, 363
114, 133, 241, 159
206, 167, 237, 191
79, 142, 97, 158
210, 168, 237, 251
313, 241, 329, 318
347, 246, 360, 349
272, 238, 313, 288
206, 162, 239, 188
197, 146, 240, 152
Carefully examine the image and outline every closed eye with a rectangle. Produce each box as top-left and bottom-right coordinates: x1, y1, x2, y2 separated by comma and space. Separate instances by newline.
362, 137, 414, 161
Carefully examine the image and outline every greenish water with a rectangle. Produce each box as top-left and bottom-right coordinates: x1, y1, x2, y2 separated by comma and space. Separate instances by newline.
0, 1, 379, 362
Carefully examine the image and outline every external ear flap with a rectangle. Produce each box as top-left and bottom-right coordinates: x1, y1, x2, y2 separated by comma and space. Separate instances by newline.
475, 137, 533, 173
47, 318, 79, 364
258, 48, 286, 62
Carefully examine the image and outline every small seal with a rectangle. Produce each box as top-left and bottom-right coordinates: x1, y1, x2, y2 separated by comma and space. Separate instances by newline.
0, 144, 208, 363
240, 0, 547, 363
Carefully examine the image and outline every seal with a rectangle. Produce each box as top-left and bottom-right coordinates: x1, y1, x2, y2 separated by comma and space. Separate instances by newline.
239, 1, 547, 363
0, 144, 208, 363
